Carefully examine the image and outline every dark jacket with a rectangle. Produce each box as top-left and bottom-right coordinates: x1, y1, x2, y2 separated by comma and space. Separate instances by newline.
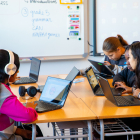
105, 55, 126, 66
112, 67, 136, 87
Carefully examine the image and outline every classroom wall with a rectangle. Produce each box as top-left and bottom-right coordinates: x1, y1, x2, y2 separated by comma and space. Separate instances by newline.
18, 0, 103, 76
18, 56, 102, 76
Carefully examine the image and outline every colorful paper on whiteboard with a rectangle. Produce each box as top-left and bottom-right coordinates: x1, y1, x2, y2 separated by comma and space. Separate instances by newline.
67, 6, 81, 40
60, 0, 82, 4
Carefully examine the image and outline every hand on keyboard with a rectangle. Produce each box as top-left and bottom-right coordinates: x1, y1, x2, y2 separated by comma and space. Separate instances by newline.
114, 82, 132, 94
25, 102, 38, 109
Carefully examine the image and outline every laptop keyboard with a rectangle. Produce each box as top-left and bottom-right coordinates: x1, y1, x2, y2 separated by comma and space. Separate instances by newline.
14, 77, 36, 84
34, 101, 61, 111
114, 96, 134, 106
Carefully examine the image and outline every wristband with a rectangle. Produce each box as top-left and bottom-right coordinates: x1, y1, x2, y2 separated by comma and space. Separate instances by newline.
132, 87, 136, 93
138, 93, 140, 99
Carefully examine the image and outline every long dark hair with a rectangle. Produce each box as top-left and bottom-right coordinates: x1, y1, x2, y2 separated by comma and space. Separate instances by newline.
130, 42, 140, 88
0, 50, 20, 83
103, 34, 128, 52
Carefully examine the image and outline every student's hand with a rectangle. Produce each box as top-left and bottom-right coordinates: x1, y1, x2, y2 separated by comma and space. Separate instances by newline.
104, 61, 111, 66
115, 82, 132, 94
26, 102, 38, 109
114, 81, 126, 88
133, 88, 140, 98
9, 70, 20, 84
9, 77, 20, 85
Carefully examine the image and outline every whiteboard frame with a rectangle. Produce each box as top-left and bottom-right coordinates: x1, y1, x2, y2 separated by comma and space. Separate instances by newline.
91, 0, 103, 56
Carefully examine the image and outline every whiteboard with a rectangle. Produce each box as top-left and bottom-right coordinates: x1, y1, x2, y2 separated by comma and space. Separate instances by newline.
0, 0, 87, 59
96, 0, 140, 54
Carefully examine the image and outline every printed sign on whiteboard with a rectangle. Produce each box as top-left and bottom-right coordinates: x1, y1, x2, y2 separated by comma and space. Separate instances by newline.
67, 6, 81, 40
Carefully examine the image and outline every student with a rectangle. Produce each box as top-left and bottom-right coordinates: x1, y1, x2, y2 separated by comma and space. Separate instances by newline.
102, 34, 128, 74
120, 42, 140, 140
0, 50, 42, 140
112, 45, 136, 94
80, 34, 128, 76
128, 42, 140, 98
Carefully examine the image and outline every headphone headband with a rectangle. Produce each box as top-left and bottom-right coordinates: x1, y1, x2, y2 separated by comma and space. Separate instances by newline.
4, 50, 17, 76
7, 50, 14, 64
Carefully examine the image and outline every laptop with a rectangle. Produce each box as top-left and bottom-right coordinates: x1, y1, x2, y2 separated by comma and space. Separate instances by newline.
33, 77, 71, 113
96, 75, 140, 106
88, 59, 114, 78
38, 66, 80, 92
85, 66, 122, 96
14, 57, 41, 84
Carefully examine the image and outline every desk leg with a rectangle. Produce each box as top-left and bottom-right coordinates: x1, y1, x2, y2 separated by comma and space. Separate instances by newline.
32, 124, 36, 140
87, 121, 93, 140
100, 119, 104, 140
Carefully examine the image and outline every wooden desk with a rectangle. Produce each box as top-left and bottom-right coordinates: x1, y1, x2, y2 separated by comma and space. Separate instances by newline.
11, 75, 97, 140
70, 76, 140, 140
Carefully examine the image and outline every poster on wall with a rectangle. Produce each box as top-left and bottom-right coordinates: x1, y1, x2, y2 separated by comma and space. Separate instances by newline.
67, 6, 81, 40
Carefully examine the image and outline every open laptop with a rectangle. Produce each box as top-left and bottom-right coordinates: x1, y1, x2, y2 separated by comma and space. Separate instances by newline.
96, 75, 140, 106
38, 66, 80, 92
14, 57, 41, 84
88, 59, 114, 78
34, 77, 71, 113
85, 66, 122, 96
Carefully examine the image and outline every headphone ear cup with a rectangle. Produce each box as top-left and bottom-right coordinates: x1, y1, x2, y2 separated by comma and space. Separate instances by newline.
27, 86, 37, 97
19, 86, 26, 97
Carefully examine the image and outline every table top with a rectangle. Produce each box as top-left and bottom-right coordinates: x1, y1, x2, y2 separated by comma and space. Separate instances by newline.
10, 75, 97, 123
11, 74, 140, 122
69, 75, 140, 119
32, 95, 97, 123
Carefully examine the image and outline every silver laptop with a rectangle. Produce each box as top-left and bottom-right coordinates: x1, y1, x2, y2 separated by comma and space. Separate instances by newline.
14, 57, 41, 84
38, 66, 79, 92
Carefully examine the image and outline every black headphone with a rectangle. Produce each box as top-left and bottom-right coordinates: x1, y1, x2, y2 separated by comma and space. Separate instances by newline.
19, 86, 40, 99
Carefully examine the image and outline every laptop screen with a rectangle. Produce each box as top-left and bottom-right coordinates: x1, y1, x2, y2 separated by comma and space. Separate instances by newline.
88, 59, 114, 76
29, 57, 41, 81
40, 77, 70, 105
86, 67, 100, 93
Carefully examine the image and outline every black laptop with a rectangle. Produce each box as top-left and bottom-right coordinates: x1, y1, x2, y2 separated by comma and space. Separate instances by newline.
33, 77, 71, 113
85, 66, 122, 96
38, 66, 79, 92
96, 75, 140, 106
85, 66, 104, 96
14, 57, 41, 84
88, 59, 114, 78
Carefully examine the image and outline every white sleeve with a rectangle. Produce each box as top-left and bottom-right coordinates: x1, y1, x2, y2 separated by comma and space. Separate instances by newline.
112, 65, 127, 75
100, 56, 105, 63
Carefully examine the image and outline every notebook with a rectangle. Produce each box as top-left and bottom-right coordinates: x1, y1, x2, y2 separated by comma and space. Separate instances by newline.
85, 66, 122, 96
88, 59, 114, 78
14, 57, 41, 85
38, 66, 79, 92
96, 75, 140, 106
